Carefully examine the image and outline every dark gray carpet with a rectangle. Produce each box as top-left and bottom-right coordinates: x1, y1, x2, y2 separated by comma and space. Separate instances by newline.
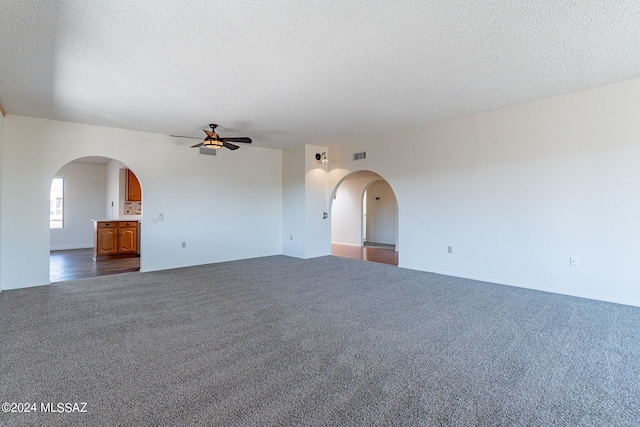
1, 255, 639, 426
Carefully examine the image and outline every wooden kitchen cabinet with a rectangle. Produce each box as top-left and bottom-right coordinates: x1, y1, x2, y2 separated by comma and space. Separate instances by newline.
93, 220, 139, 260
118, 224, 137, 253
96, 223, 118, 255
127, 169, 142, 202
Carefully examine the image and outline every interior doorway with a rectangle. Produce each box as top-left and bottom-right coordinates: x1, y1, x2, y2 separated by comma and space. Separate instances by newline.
49, 156, 142, 282
362, 179, 398, 249
330, 171, 398, 266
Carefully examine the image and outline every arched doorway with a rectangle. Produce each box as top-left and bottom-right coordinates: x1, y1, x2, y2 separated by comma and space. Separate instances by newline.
49, 156, 143, 282
330, 171, 398, 266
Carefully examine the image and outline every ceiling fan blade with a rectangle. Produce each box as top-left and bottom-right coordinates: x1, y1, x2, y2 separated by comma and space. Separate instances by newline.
204, 130, 216, 138
220, 137, 252, 143
171, 135, 202, 140
223, 142, 240, 150
190, 142, 205, 148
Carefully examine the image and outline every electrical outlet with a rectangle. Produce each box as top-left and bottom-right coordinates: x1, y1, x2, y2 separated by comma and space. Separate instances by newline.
158, 213, 164, 221
570, 257, 579, 267
182, 241, 186, 248
448, 246, 452, 254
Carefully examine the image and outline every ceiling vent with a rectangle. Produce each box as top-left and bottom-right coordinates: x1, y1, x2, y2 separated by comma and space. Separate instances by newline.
352, 151, 366, 161
199, 147, 217, 156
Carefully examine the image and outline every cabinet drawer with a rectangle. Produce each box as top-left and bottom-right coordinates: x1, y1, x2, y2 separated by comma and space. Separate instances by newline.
97, 222, 117, 228
120, 221, 137, 227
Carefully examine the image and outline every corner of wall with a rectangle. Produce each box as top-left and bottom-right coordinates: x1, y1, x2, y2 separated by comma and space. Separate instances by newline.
280, 144, 331, 259
303, 145, 330, 258
105, 159, 125, 219
281, 146, 306, 258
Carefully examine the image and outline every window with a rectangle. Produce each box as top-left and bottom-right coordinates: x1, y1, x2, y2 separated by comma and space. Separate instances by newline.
50, 177, 64, 229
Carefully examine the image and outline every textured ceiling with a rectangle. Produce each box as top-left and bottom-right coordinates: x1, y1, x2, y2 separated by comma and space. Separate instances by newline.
1, 1, 640, 149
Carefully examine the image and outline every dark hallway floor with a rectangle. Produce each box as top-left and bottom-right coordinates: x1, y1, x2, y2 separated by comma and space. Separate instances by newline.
50, 248, 140, 282
331, 243, 398, 266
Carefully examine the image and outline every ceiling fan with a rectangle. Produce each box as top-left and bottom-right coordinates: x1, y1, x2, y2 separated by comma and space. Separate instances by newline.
171, 124, 252, 151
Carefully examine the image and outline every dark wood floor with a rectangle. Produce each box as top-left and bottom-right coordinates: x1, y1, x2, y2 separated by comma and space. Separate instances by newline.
50, 248, 140, 282
332, 243, 398, 266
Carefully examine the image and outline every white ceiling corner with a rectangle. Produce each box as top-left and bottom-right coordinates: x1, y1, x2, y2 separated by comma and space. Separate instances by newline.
1, 1, 640, 149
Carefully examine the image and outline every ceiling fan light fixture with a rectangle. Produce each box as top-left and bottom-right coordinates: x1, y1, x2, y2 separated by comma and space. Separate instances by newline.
203, 138, 223, 149
180, 123, 252, 151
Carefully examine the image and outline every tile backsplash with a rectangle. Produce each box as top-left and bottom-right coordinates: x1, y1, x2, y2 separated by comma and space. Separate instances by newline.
124, 201, 142, 215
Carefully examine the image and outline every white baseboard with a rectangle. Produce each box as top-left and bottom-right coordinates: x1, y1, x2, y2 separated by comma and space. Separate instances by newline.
398, 264, 640, 308
50, 245, 93, 251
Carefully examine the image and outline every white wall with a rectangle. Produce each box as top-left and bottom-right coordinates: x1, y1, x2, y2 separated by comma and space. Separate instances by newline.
328, 77, 640, 307
0, 112, 4, 292
50, 161, 107, 250
0, 116, 282, 289
365, 180, 397, 245
105, 159, 125, 219
282, 146, 305, 258
304, 145, 330, 258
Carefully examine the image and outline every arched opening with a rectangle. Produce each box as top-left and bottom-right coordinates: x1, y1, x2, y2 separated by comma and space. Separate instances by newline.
330, 170, 398, 266
49, 156, 143, 282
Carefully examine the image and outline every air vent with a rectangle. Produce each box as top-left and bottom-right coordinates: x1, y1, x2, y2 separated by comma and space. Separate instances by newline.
199, 147, 217, 156
353, 151, 366, 161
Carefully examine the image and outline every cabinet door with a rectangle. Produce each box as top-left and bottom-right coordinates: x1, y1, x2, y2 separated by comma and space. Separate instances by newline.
97, 227, 118, 255
118, 227, 137, 253
127, 169, 142, 202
